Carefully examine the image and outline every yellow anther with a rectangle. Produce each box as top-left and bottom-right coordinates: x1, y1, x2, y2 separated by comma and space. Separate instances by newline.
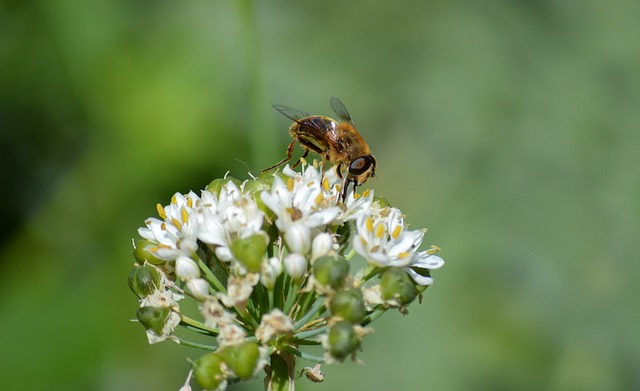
366, 217, 374, 233
287, 178, 294, 191
181, 208, 189, 224
398, 251, 411, 259
315, 192, 324, 205
362, 189, 370, 197
161, 222, 167, 231
428, 245, 442, 254
171, 217, 182, 231
171, 194, 178, 205
391, 226, 402, 239
354, 192, 361, 199
156, 203, 166, 219
187, 198, 193, 208
375, 224, 385, 239
322, 177, 330, 191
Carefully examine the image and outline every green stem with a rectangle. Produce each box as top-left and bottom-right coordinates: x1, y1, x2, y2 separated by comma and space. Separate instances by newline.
293, 297, 325, 331
180, 314, 218, 335
174, 336, 218, 351
281, 345, 324, 363
193, 253, 227, 294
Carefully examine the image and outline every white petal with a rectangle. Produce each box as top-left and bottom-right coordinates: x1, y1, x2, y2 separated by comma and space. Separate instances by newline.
406, 268, 434, 286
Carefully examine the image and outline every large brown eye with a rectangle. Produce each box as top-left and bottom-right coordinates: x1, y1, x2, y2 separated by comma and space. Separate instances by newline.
348, 156, 374, 176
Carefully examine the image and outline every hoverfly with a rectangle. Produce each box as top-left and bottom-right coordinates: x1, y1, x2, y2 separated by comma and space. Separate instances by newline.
264, 97, 376, 200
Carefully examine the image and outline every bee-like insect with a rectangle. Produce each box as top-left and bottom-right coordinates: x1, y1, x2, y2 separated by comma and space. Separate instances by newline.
264, 97, 376, 200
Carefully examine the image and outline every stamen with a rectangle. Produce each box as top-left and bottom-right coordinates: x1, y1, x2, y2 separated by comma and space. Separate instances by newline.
391, 226, 402, 239
181, 208, 189, 224
366, 217, 374, 233
171, 217, 182, 231
287, 178, 294, 191
322, 177, 330, 192
156, 203, 166, 219
375, 224, 385, 239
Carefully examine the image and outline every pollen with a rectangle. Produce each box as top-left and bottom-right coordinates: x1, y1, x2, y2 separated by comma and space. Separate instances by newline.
354, 192, 361, 199
362, 189, 370, 197
391, 226, 402, 239
375, 224, 385, 239
171, 194, 178, 205
187, 197, 193, 208
156, 203, 166, 219
315, 192, 324, 205
398, 251, 411, 259
287, 178, 294, 191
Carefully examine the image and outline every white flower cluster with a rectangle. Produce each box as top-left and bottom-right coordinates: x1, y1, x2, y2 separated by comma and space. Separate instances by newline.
129, 161, 444, 390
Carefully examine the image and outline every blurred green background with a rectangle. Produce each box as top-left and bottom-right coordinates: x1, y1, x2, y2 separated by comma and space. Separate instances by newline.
1, 0, 639, 390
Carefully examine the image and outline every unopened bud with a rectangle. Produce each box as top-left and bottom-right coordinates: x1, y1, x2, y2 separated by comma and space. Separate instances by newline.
284, 224, 311, 255
284, 253, 307, 280
311, 233, 334, 260
329, 288, 366, 323
206, 177, 241, 196
186, 278, 210, 300
175, 256, 200, 281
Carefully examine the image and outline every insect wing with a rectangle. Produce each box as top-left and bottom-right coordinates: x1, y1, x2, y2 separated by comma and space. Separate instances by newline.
329, 97, 353, 124
272, 104, 310, 123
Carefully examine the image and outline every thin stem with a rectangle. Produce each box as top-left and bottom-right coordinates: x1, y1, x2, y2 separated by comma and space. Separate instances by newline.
193, 253, 227, 294
174, 336, 218, 351
293, 297, 325, 331
281, 345, 324, 363
180, 314, 218, 335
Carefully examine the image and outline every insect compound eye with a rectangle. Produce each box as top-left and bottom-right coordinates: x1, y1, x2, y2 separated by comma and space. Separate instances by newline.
348, 155, 374, 177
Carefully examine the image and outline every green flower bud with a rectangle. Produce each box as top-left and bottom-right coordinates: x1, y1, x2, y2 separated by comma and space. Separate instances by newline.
128, 265, 162, 298
374, 196, 391, 208
136, 306, 171, 335
193, 352, 226, 390
206, 177, 242, 196
219, 341, 260, 380
329, 288, 367, 323
380, 268, 419, 306
231, 234, 268, 273
133, 239, 164, 265
313, 256, 349, 289
328, 321, 359, 361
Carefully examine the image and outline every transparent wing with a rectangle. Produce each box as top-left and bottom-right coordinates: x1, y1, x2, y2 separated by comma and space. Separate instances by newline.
272, 104, 310, 123
329, 97, 353, 124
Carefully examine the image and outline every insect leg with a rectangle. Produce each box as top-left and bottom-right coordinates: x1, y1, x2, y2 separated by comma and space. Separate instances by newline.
262, 139, 297, 172
292, 149, 310, 168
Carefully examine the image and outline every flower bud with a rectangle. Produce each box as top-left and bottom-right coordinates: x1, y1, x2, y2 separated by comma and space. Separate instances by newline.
193, 352, 226, 390
244, 177, 274, 217
128, 265, 162, 298
380, 268, 419, 306
284, 253, 307, 280
261, 257, 282, 289
186, 278, 210, 300
175, 256, 200, 281
327, 321, 360, 361
133, 239, 164, 265
329, 288, 367, 323
284, 224, 311, 255
137, 306, 171, 335
230, 234, 268, 273
219, 341, 261, 380
311, 233, 334, 260
206, 177, 241, 196
313, 256, 349, 289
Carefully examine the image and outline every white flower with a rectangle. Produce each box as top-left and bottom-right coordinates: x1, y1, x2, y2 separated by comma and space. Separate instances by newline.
320, 166, 375, 224
197, 181, 266, 263
261, 166, 340, 254
137, 192, 200, 261
219, 274, 260, 307
261, 257, 283, 289
353, 206, 444, 286
311, 232, 336, 261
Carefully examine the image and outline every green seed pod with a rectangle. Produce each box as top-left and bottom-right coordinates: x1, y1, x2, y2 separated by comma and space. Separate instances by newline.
380, 268, 419, 306
231, 234, 268, 273
313, 256, 350, 289
328, 321, 359, 361
329, 288, 367, 323
132, 239, 164, 265
128, 265, 162, 298
219, 341, 260, 380
193, 352, 226, 390
136, 306, 171, 335
206, 177, 242, 196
